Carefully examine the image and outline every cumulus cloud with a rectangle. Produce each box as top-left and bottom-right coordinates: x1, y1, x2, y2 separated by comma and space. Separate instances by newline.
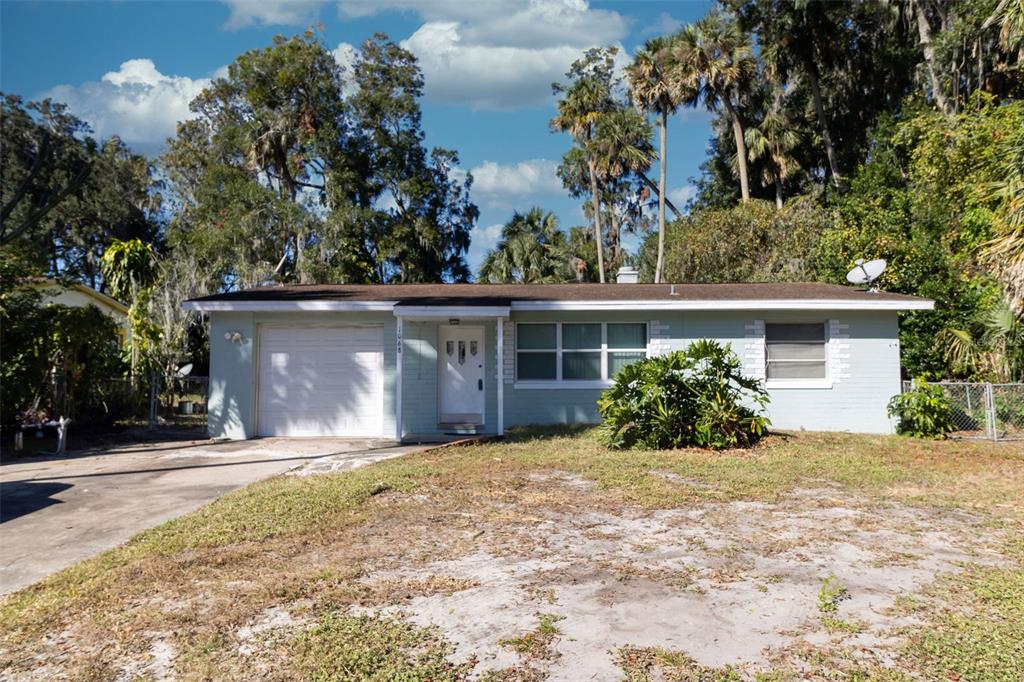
467, 221, 504, 275
221, 0, 326, 29
339, 0, 630, 109
668, 185, 697, 209
43, 59, 212, 148
469, 159, 563, 199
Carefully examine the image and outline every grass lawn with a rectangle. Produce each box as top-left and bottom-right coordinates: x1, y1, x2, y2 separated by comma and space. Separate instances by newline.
1, 428, 1023, 680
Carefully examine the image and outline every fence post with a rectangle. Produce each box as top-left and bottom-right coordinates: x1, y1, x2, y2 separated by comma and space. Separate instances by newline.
984, 382, 996, 441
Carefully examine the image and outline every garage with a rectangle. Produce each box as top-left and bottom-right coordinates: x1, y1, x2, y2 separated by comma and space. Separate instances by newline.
256, 325, 384, 437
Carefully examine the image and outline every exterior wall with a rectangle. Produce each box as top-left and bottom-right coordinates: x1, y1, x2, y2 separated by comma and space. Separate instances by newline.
501, 309, 902, 435
34, 282, 131, 345
400, 319, 499, 436
207, 307, 903, 439
683, 310, 901, 434
207, 311, 397, 440
502, 310, 685, 427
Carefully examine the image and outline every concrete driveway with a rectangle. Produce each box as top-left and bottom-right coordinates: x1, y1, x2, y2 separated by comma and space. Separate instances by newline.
0, 436, 426, 594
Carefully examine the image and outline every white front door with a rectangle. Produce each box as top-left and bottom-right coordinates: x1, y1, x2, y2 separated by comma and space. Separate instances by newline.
439, 326, 485, 424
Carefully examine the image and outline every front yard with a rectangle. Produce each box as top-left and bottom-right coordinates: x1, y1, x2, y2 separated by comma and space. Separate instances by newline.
2, 429, 1023, 680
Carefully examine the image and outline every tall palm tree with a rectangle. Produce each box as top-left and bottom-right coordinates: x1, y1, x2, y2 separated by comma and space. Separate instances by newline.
478, 208, 571, 284
592, 108, 656, 270
672, 12, 757, 202
552, 78, 610, 283
759, 1, 845, 186
743, 86, 803, 209
627, 36, 688, 283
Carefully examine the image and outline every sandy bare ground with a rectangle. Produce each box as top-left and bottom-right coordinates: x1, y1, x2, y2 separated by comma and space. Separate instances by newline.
3, 432, 1021, 681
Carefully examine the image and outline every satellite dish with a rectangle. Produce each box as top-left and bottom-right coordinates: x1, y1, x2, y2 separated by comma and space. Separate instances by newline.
846, 258, 887, 289
175, 363, 193, 378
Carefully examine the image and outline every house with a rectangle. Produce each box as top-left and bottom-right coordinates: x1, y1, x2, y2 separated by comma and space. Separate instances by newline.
31, 278, 131, 346
183, 277, 933, 441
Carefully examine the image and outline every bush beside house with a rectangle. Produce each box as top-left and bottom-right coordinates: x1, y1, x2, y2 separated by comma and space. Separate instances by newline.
597, 340, 771, 450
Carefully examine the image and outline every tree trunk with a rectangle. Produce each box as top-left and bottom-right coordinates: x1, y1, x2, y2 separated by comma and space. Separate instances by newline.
587, 157, 606, 284
722, 97, 750, 202
804, 65, 841, 186
915, 1, 952, 116
655, 109, 667, 284
775, 177, 784, 210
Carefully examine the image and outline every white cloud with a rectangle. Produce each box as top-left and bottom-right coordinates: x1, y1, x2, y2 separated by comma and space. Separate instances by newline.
668, 185, 697, 209
43, 59, 213, 148
641, 12, 682, 36
469, 159, 563, 199
467, 221, 504, 274
339, 0, 630, 109
221, 0, 326, 29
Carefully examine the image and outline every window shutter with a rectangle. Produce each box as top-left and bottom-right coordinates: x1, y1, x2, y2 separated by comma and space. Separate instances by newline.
744, 319, 766, 380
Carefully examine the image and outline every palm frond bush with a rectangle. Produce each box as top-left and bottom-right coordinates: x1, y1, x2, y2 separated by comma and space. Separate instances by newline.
597, 340, 771, 450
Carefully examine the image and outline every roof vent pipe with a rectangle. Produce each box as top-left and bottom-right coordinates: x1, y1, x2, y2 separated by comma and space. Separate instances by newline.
616, 266, 639, 284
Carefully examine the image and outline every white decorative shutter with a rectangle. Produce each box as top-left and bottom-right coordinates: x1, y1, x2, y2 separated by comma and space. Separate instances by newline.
744, 319, 766, 379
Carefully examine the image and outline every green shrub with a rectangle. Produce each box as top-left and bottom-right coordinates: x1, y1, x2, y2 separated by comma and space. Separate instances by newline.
887, 377, 955, 439
597, 339, 771, 450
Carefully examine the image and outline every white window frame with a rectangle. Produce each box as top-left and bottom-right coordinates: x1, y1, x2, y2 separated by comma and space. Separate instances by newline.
764, 321, 832, 389
514, 321, 648, 389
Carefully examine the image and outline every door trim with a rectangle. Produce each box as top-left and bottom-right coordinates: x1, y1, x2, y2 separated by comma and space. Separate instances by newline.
437, 324, 485, 426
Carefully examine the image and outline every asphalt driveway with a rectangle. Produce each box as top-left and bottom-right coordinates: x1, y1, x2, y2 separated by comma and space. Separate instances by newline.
0, 436, 423, 594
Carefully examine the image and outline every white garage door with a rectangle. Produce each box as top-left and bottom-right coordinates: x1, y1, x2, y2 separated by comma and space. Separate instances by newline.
257, 326, 384, 437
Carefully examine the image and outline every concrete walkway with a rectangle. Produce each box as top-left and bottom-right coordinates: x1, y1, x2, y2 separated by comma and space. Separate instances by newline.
0, 437, 428, 594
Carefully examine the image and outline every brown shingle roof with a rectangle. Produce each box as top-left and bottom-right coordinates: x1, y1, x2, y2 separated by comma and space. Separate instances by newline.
187, 282, 930, 307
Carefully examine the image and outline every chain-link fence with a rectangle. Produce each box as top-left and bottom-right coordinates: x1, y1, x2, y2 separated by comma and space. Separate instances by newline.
901, 381, 1024, 441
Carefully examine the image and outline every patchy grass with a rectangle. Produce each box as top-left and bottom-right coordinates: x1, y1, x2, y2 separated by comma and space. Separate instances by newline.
294, 613, 472, 681
499, 613, 564, 660
1, 428, 1022, 680
615, 646, 741, 681
899, 542, 1024, 681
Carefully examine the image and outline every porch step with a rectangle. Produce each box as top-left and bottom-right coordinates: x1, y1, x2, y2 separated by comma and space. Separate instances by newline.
438, 423, 482, 435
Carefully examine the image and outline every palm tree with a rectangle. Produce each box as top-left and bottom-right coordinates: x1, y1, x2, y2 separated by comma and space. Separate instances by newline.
627, 36, 688, 283
743, 86, 803, 209
940, 296, 1024, 381
552, 77, 611, 283
592, 108, 656, 270
984, 131, 1024, 309
759, 2, 845, 186
672, 12, 757, 202
478, 208, 572, 284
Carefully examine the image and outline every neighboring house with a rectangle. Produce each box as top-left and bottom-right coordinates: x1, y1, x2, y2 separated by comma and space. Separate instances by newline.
31, 278, 131, 346
183, 276, 933, 441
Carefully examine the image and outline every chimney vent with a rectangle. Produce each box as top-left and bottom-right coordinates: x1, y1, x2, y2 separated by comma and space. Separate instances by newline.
616, 266, 639, 284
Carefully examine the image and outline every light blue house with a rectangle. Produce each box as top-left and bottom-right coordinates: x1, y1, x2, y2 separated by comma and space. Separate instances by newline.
183, 279, 932, 441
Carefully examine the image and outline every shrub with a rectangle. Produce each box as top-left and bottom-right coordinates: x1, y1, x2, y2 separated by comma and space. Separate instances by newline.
597, 339, 771, 450
887, 377, 955, 439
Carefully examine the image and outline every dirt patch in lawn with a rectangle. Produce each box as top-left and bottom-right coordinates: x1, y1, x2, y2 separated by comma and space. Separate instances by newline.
1, 431, 1022, 680
356, 478, 1008, 680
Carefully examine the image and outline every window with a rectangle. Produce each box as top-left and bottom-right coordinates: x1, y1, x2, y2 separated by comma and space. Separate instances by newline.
516, 322, 647, 383
765, 323, 827, 380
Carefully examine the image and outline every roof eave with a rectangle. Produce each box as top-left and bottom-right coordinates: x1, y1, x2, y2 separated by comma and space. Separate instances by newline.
182, 298, 934, 313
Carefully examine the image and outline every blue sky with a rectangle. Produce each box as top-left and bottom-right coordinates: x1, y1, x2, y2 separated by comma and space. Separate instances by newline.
1, 0, 715, 274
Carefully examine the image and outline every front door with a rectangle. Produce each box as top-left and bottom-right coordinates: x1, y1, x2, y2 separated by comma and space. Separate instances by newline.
439, 326, 485, 425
